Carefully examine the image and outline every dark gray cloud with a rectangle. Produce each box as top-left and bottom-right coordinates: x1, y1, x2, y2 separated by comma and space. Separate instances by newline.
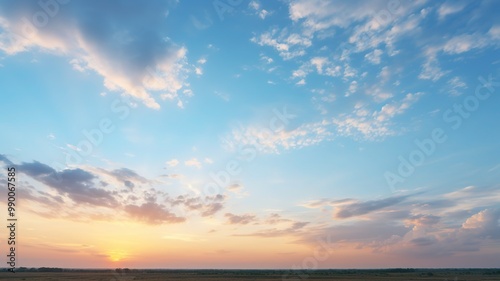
109, 168, 148, 183
17, 182, 65, 207
304, 221, 409, 245
99, 167, 150, 189
201, 202, 224, 217
169, 194, 226, 217
201, 194, 226, 217
0, 155, 190, 224
410, 236, 437, 247
0, 154, 14, 165
235, 221, 310, 238
265, 213, 292, 224
18, 160, 118, 207
124, 202, 185, 224
411, 199, 456, 210
335, 195, 411, 218
124, 180, 134, 188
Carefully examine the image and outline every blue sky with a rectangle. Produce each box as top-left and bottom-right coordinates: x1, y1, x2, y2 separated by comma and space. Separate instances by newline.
0, 0, 500, 269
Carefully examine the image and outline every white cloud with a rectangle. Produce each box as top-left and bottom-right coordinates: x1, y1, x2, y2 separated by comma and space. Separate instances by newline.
489, 25, 500, 40
310, 57, 328, 74
376, 92, 423, 122
442, 34, 490, 55
166, 159, 179, 167
260, 54, 274, 64
223, 120, 332, 154
333, 92, 424, 139
419, 51, 449, 81
437, 1, 466, 20
289, 0, 391, 31
251, 28, 311, 60
249, 1, 271, 19
447, 76, 467, 96
365, 49, 383, 64
292, 68, 309, 78
378, 66, 391, 82
320, 93, 336, 103
227, 183, 249, 198
367, 85, 393, 102
419, 29, 499, 81
292, 58, 342, 82
347, 80, 358, 96
214, 91, 230, 101
225, 91, 423, 152
343, 64, 357, 79
69, 58, 86, 72
195, 67, 203, 75
66, 144, 81, 152
184, 158, 202, 169
249, 1, 260, 10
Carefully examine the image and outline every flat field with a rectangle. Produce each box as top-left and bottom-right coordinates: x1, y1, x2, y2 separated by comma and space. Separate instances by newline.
0, 269, 499, 281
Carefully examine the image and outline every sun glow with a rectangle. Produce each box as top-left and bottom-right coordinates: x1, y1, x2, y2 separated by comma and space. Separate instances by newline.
108, 250, 128, 262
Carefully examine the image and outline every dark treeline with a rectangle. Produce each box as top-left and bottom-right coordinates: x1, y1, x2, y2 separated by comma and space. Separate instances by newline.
2, 267, 500, 275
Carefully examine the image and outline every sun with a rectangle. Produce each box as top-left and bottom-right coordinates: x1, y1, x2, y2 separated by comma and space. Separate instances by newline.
108, 250, 128, 262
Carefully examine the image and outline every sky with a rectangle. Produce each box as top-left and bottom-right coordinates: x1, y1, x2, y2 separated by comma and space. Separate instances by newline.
0, 0, 499, 269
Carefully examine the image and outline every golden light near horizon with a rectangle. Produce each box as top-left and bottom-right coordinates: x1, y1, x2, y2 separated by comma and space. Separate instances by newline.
108, 250, 129, 262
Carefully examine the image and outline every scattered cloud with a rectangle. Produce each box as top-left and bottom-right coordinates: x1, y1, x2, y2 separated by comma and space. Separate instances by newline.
251, 28, 311, 60
225, 213, 257, 225
184, 158, 202, 168
19, 160, 118, 208
249, 1, 271, 19
166, 159, 180, 167
447, 76, 467, 96
437, 1, 467, 20
295, 186, 500, 258
334, 195, 411, 219
125, 202, 185, 224
235, 221, 309, 238
365, 49, 383, 64
0, 155, 229, 224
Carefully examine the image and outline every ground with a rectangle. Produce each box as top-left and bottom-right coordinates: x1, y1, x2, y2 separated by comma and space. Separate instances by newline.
0, 269, 499, 281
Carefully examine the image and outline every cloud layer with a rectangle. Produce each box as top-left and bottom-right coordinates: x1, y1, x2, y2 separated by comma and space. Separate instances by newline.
0, 0, 193, 109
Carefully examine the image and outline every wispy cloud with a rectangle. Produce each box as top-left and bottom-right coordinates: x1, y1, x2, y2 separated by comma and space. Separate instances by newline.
437, 1, 467, 20
184, 158, 202, 168
225, 213, 257, 225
